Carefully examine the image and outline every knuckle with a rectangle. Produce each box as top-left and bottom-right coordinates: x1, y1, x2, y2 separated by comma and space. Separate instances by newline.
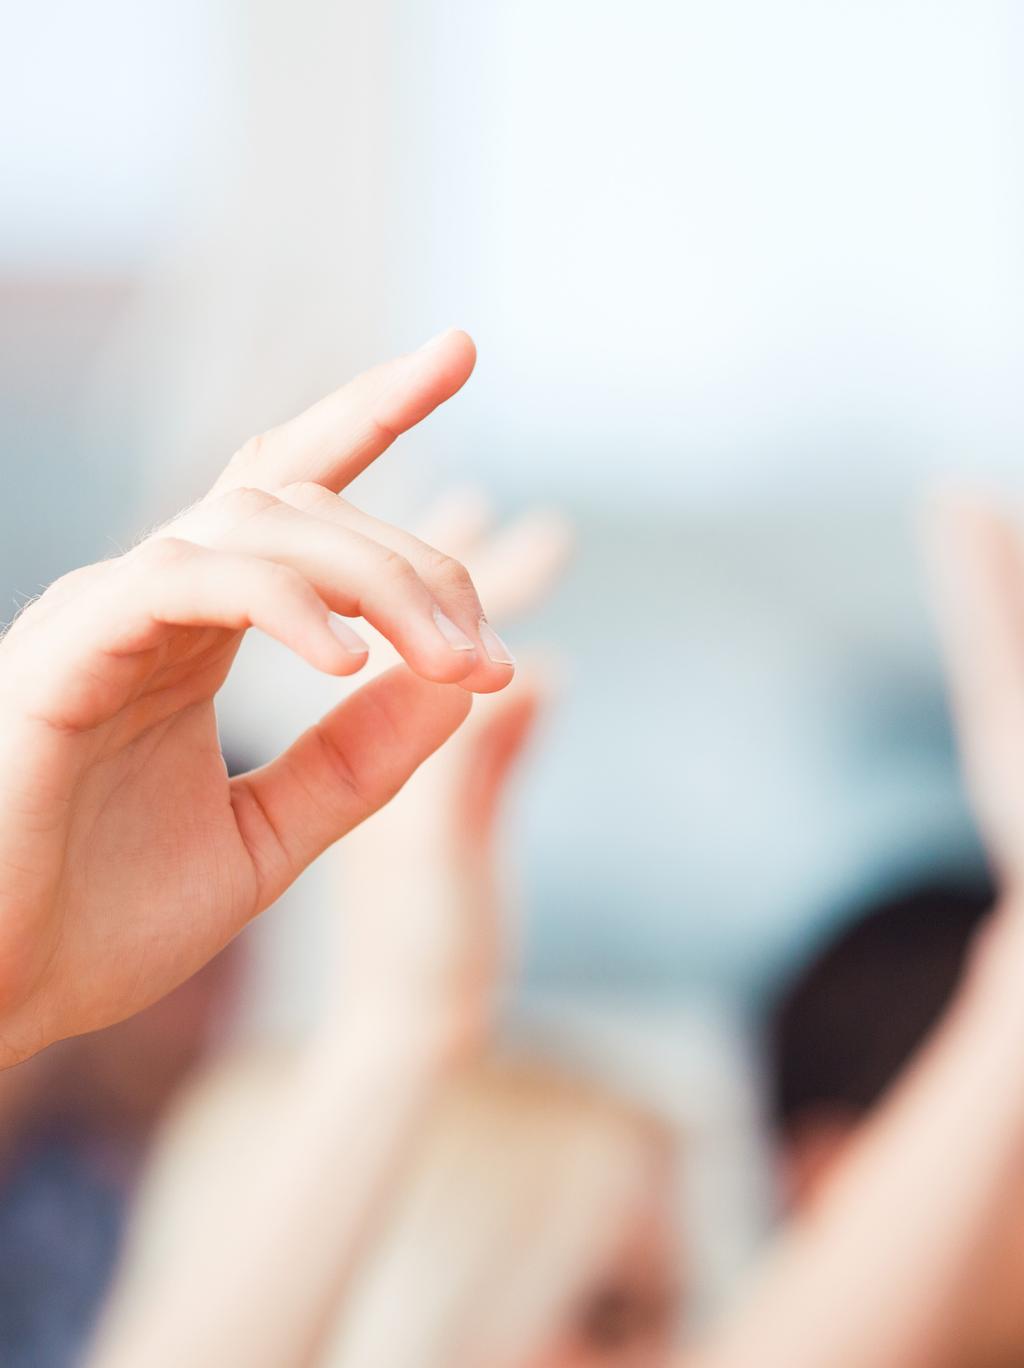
231, 431, 267, 471
377, 546, 419, 589
215, 485, 279, 525
131, 535, 196, 571
264, 559, 311, 601
281, 480, 334, 512
41, 563, 102, 601
423, 546, 475, 598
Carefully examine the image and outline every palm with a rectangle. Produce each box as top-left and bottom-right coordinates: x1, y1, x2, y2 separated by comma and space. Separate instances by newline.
0, 626, 240, 1042
0, 330, 512, 1064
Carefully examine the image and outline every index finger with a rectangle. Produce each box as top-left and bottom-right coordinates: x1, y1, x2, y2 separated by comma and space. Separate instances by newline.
212, 328, 476, 497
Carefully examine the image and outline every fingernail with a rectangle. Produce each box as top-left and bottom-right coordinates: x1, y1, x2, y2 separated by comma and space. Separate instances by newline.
433, 606, 476, 652
478, 619, 516, 666
328, 613, 369, 655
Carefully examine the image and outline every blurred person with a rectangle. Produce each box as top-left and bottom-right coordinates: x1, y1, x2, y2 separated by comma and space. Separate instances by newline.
764, 876, 1024, 1366
90, 495, 1024, 1368
103, 1053, 677, 1368
0, 328, 514, 1068
741, 501, 1024, 1367
322, 1057, 676, 1368
13, 302, 1024, 1368
686, 497, 1024, 1367
88, 499, 683, 1368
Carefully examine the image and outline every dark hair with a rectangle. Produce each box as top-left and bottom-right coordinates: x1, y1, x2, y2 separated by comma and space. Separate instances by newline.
766, 877, 994, 1133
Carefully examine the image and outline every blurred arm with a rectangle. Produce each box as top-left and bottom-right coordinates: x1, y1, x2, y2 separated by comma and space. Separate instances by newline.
688, 496, 1024, 1368
90, 1019, 453, 1368
330, 492, 569, 1054
689, 907, 1024, 1368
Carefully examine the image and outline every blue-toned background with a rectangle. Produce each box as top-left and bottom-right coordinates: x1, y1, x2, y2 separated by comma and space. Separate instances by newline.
2, 0, 1016, 1017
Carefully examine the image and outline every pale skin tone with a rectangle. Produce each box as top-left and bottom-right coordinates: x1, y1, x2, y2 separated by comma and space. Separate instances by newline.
687, 496, 1024, 1368
338, 490, 574, 1051
95, 494, 1024, 1368
11, 356, 1024, 1368
90, 499, 575, 1368
777, 501, 1024, 1366
0, 327, 515, 1066
324, 493, 1024, 1368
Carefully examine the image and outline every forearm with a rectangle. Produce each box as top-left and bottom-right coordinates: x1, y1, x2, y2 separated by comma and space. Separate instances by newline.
691, 908, 1024, 1368
337, 831, 499, 1062
91, 1018, 454, 1368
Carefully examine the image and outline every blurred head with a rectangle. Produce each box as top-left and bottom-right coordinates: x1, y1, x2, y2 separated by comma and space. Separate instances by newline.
765, 875, 1024, 1364
323, 1057, 680, 1368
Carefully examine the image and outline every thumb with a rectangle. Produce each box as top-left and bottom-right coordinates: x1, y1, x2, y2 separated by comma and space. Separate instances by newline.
231, 666, 472, 908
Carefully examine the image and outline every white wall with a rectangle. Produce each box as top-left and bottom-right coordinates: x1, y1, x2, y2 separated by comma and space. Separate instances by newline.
390, 0, 1024, 505
0, 0, 228, 269
8, 2, 1021, 504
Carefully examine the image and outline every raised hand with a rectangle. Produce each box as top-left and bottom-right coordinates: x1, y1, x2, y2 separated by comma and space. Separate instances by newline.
0, 330, 514, 1064
85, 493, 569, 1368
339, 492, 572, 1054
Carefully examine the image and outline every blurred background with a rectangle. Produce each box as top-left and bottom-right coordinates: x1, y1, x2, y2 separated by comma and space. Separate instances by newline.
2, 0, 1021, 1328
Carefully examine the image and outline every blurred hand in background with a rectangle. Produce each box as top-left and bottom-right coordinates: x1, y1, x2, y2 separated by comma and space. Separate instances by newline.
339, 490, 574, 1056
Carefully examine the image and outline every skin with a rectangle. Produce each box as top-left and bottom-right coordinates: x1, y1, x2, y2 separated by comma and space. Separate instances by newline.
782, 1117, 1024, 1368
528, 1164, 680, 1368
90, 496, 586, 1368
341, 502, 680, 1367
97, 491, 1024, 1368
12, 334, 1024, 1367
686, 496, 1024, 1368
0, 328, 515, 1065
774, 496, 1024, 1366
338, 489, 574, 1050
